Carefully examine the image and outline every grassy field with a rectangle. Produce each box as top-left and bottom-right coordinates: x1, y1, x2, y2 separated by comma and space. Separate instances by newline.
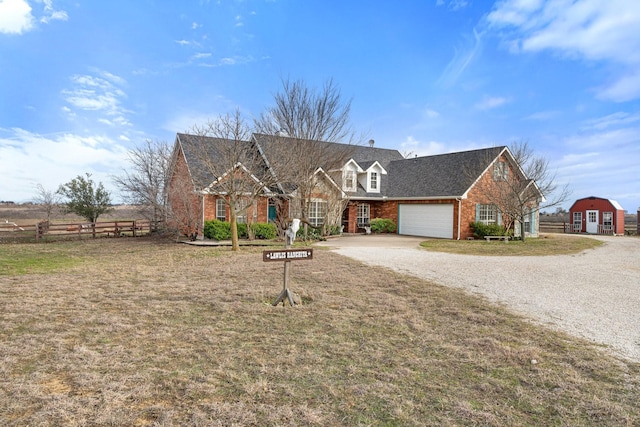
1, 238, 638, 426
420, 233, 605, 256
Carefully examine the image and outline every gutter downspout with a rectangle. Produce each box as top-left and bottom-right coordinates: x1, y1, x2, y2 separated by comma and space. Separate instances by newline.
456, 198, 462, 240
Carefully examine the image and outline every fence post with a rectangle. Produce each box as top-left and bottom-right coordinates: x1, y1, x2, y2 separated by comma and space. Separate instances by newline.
133, 220, 137, 237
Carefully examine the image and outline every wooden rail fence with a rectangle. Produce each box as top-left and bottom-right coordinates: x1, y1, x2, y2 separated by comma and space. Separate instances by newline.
0, 219, 158, 242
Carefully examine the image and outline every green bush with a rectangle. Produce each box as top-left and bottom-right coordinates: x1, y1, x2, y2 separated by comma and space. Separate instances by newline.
296, 225, 324, 241
204, 220, 277, 240
370, 218, 396, 234
251, 222, 277, 239
204, 220, 231, 240
328, 225, 342, 235
470, 221, 506, 238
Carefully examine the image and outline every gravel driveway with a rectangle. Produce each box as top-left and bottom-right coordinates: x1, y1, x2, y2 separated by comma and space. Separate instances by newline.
317, 234, 640, 362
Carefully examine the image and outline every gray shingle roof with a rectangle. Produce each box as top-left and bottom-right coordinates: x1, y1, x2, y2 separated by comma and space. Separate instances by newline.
385, 146, 506, 198
252, 133, 404, 172
177, 132, 507, 199
176, 133, 270, 190
348, 145, 405, 170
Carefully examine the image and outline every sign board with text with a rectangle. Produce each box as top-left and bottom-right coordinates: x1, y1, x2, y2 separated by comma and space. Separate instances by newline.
263, 249, 313, 262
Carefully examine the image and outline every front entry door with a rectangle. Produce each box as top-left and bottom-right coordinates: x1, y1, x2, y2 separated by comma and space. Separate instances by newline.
586, 210, 598, 233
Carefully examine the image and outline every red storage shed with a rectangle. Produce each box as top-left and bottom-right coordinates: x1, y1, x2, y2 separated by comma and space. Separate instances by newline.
568, 196, 625, 235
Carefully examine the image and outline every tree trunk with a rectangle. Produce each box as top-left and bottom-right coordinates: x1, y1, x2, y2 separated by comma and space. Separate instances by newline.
520, 220, 527, 242
230, 212, 239, 251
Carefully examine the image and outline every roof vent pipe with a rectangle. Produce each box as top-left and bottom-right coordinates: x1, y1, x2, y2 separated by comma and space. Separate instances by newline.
368, 139, 375, 147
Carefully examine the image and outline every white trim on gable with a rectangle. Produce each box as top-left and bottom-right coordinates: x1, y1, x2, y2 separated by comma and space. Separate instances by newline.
313, 167, 348, 198
340, 159, 361, 192
341, 158, 364, 173
462, 146, 542, 202
201, 162, 273, 195
358, 162, 387, 193
364, 161, 387, 175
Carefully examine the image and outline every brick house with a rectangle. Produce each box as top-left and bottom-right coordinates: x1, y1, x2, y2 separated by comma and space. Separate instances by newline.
167, 133, 541, 240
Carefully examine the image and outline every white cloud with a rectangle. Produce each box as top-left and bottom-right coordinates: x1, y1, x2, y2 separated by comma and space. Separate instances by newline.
437, 28, 482, 88
220, 57, 236, 65
551, 115, 640, 208
475, 95, 510, 110
486, 0, 543, 28
0, 128, 129, 202
486, 0, 640, 102
525, 110, 560, 120
40, 0, 67, 23
0, 0, 67, 34
0, 0, 34, 34
163, 111, 222, 134
582, 111, 640, 131
436, 0, 470, 11
424, 109, 440, 119
61, 71, 131, 126
400, 136, 447, 157
192, 52, 212, 60
596, 70, 640, 103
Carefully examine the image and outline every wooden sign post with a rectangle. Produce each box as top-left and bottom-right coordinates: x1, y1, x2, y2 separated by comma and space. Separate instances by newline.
264, 218, 312, 307
264, 247, 313, 306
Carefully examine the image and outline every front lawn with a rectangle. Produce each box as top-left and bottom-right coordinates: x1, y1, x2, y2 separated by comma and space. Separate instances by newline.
420, 233, 604, 256
0, 238, 637, 426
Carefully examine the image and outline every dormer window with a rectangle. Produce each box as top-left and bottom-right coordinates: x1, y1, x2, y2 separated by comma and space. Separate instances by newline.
344, 170, 356, 192
357, 161, 385, 193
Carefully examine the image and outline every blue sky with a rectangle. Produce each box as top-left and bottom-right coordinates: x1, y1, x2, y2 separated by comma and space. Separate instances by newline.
1, 0, 639, 211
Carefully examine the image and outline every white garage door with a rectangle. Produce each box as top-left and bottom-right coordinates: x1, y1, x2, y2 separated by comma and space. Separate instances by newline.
398, 204, 454, 238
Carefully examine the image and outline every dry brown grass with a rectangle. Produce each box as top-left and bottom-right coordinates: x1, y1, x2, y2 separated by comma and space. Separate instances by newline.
1, 238, 638, 426
420, 233, 604, 256
0, 204, 142, 225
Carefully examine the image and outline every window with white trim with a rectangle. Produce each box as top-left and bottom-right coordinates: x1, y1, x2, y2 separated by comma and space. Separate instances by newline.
216, 198, 226, 221
493, 161, 508, 181
524, 208, 531, 233
573, 212, 582, 232
603, 212, 613, 231
370, 171, 378, 191
478, 204, 497, 224
236, 198, 251, 224
307, 200, 327, 227
344, 170, 356, 192
357, 203, 370, 226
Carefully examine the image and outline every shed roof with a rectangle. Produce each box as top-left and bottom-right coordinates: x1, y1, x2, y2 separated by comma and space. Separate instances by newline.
570, 196, 624, 211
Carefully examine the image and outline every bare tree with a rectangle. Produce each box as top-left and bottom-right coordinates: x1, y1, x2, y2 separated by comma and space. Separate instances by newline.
477, 141, 571, 241
190, 109, 277, 251
257, 77, 355, 142
255, 78, 358, 237
33, 183, 60, 222
113, 139, 172, 231
165, 168, 202, 241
